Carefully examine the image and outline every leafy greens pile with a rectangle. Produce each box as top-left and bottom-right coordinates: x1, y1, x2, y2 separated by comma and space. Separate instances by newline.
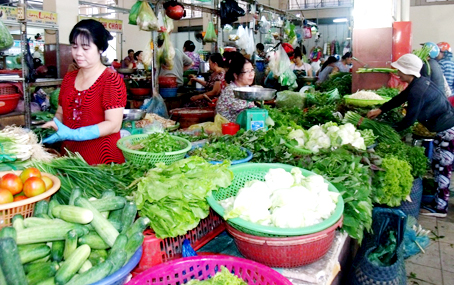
188, 142, 247, 162
135, 156, 233, 238
131, 132, 185, 153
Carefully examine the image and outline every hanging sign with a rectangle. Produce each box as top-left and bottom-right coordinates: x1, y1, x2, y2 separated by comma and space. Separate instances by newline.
78, 16, 123, 33
0, 7, 57, 25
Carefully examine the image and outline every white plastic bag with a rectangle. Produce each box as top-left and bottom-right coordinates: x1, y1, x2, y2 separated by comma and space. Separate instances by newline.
258, 16, 270, 34
245, 28, 255, 55
236, 26, 248, 51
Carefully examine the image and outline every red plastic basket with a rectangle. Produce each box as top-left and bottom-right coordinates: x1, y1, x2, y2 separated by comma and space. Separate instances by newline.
0, 93, 20, 115
127, 255, 292, 285
226, 216, 343, 268
0, 83, 18, 95
133, 209, 225, 274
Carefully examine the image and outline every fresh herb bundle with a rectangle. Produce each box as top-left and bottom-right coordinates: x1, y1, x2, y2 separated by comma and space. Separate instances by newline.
189, 142, 247, 162
132, 132, 185, 153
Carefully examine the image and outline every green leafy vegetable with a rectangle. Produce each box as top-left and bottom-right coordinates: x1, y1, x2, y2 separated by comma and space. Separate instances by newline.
188, 142, 247, 162
131, 132, 185, 153
135, 156, 234, 238
316, 72, 352, 96
186, 267, 247, 285
372, 156, 413, 207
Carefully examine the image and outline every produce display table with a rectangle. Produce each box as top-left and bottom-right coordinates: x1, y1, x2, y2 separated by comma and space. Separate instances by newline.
197, 230, 351, 285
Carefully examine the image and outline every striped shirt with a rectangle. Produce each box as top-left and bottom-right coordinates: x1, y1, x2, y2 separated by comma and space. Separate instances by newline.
438, 52, 454, 93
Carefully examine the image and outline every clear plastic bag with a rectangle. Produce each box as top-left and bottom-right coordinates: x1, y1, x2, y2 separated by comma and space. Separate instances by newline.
128, 1, 142, 25
276, 91, 305, 109
137, 1, 158, 31
258, 16, 270, 34
0, 18, 14, 51
245, 28, 255, 55
235, 25, 248, 50
264, 31, 275, 44
157, 32, 175, 70
142, 93, 169, 118
203, 21, 217, 42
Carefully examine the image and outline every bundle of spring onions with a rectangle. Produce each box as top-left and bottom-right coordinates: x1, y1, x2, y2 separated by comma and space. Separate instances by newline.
413, 44, 432, 75
343, 111, 402, 144
0, 126, 55, 164
356, 68, 397, 74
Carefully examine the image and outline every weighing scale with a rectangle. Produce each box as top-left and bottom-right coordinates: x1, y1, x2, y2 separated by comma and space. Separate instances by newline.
233, 87, 277, 131
121, 109, 146, 137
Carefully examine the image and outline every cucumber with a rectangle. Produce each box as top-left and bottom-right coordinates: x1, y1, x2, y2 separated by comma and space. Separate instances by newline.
0, 226, 17, 241
26, 261, 59, 285
64, 229, 78, 260
16, 224, 88, 244
78, 232, 110, 250
88, 249, 108, 266
68, 187, 82, 206
48, 196, 61, 219
108, 233, 127, 257
12, 214, 25, 231
66, 260, 112, 285
124, 231, 144, 261
0, 265, 7, 285
51, 240, 65, 262
54, 244, 91, 285
24, 261, 58, 274
124, 216, 150, 238
34, 200, 49, 217
52, 205, 94, 224
24, 217, 68, 228
36, 213, 52, 219
75, 197, 119, 247
36, 277, 56, 285
120, 202, 137, 233
89, 196, 126, 212
0, 237, 27, 285
107, 249, 127, 274
18, 243, 51, 264
101, 190, 116, 198
78, 260, 92, 274
107, 209, 122, 231
30, 254, 50, 263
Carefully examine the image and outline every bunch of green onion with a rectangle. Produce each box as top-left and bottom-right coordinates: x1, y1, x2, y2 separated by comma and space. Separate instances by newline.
0, 127, 34, 162
413, 45, 432, 75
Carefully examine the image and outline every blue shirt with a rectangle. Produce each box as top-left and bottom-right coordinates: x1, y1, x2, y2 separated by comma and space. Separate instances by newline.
438, 51, 454, 93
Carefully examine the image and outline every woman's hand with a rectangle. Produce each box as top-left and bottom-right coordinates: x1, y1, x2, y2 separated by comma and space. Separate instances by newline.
367, 109, 382, 119
41, 120, 58, 131
190, 94, 203, 101
188, 74, 196, 80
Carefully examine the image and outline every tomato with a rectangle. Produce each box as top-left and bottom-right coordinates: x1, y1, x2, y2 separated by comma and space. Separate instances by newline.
19, 167, 42, 183
0, 188, 13, 204
0, 173, 23, 195
23, 177, 46, 198
13, 195, 28, 202
41, 176, 54, 191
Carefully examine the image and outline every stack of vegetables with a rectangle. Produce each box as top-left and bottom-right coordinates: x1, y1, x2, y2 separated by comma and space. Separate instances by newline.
0, 189, 148, 285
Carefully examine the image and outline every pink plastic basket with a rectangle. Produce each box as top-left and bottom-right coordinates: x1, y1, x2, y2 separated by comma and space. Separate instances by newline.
127, 255, 292, 285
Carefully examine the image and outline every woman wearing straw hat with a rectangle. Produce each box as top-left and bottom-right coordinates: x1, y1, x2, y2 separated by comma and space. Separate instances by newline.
367, 53, 454, 218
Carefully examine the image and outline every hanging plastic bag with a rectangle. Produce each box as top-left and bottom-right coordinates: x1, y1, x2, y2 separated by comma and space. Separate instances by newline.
388, 72, 408, 91
165, 15, 174, 33
258, 15, 270, 34
245, 28, 255, 56
128, 1, 143, 25
236, 26, 248, 51
220, 0, 245, 26
0, 17, 14, 51
303, 27, 312, 39
275, 45, 297, 90
157, 11, 165, 32
264, 31, 275, 44
203, 21, 217, 42
142, 93, 169, 118
137, 1, 158, 31
223, 24, 233, 33
157, 32, 175, 70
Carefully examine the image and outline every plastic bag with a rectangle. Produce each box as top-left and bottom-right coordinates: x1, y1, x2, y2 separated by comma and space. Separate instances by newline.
223, 24, 233, 33
157, 11, 165, 32
137, 1, 158, 31
388, 72, 408, 91
258, 16, 270, 34
203, 21, 217, 42
220, 0, 245, 26
245, 28, 255, 55
264, 31, 275, 44
128, 1, 143, 25
157, 32, 175, 70
276, 90, 305, 109
0, 18, 13, 51
141, 93, 169, 118
235, 25, 247, 50
187, 114, 229, 135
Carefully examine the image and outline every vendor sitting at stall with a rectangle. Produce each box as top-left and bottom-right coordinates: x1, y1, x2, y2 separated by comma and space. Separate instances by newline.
188, 53, 226, 106
216, 54, 255, 122
291, 47, 313, 77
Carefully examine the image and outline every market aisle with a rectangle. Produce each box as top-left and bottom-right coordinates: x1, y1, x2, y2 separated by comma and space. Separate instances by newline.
406, 197, 454, 285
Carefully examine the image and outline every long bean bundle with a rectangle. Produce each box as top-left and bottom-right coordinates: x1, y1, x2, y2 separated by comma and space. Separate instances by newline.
343, 111, 401, 144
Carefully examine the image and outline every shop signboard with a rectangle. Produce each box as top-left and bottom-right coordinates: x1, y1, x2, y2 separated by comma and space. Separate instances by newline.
78, 16, 123, 33
0, 7, 57, 25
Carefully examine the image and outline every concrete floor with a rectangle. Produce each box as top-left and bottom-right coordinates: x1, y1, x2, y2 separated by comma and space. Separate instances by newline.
406, 197, 454, 285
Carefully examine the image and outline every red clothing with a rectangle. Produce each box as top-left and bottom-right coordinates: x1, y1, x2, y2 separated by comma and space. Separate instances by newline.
58, 68, 127, 165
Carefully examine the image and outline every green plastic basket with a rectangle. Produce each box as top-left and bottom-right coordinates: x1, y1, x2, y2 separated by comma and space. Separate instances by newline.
117, 134, 191, 165
206, 163, 344, 237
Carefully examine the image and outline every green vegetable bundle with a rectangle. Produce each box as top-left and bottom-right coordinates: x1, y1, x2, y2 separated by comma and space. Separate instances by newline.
316, 72, 352, 96
372, 156, 413, 207
132, 132, 184, 153
135, 156, 234, 238
188, 142, 247, 162
0, 18, 14, 51
375, 142, 428, 178
356, 68, 397, 74
186, 267, 246, 285
343, 111, 401, 144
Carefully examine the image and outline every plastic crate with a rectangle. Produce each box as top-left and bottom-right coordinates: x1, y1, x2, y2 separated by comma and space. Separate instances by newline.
0, 83, 18, 95
133, 209, 225, 274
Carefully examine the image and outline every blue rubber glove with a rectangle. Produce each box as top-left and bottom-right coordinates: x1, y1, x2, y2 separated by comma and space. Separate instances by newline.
43, 118, 100, 144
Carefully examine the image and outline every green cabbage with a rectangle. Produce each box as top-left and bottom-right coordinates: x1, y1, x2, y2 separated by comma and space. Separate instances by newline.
0, 19, 14, 51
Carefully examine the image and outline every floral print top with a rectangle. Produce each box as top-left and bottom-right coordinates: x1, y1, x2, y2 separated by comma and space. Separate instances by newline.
206, 71, 226, 92
216, 82, 255, 122
184, 51, 201, 71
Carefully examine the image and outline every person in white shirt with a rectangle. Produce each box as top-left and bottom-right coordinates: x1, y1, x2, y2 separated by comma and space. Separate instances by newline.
290, 47, 313, 77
